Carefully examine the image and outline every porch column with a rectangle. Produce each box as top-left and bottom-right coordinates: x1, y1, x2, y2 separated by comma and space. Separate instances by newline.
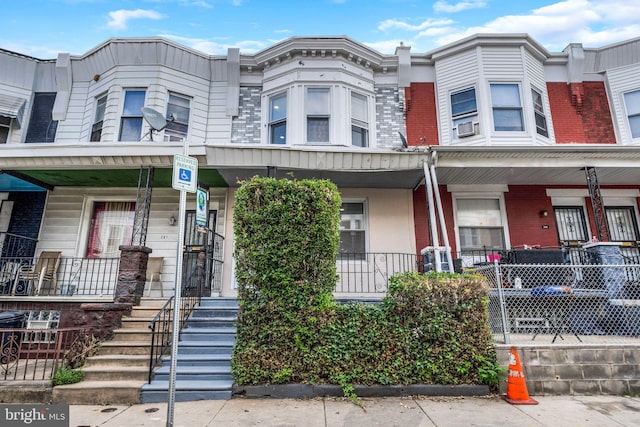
115, 245, 152, 305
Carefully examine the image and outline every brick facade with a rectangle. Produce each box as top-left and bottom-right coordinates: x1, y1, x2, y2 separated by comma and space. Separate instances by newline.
231, 86, 262, 144
405, 83, 439, 146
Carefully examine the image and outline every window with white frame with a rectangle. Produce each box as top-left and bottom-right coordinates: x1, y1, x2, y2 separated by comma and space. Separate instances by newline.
491, 83, 523, 132
456, 198, 506, 252
624, 90, 640, 139
164, 92, 190, 142
531, 88, 548, 137
351, 92, 369, 147
306, 87, 330, 143
119, 90, 146, 141
23, 310, 59, 343
451, 87, 478, 138
339, 201, 367, 259
0, 116, 10, 143
87, 201, 136, 258
269, 92, 287, 144
90, 93, 107, 142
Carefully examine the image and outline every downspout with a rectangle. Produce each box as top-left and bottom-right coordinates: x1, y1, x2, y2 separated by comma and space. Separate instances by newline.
429, 150, 454, 272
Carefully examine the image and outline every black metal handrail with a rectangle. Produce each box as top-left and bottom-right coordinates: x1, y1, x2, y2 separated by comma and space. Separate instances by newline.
147, 279, 203, 383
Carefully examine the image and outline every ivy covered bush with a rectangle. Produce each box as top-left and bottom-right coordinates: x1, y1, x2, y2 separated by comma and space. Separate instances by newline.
231, 177, 500, 390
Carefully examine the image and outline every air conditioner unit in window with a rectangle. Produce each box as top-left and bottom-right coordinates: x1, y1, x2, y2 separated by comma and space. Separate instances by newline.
456, 121, 478, 138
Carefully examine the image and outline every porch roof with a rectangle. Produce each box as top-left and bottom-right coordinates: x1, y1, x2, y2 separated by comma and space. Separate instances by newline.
431, 145, 640, 186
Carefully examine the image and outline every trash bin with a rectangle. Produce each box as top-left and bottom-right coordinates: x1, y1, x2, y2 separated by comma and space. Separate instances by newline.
0, 311, 25, 364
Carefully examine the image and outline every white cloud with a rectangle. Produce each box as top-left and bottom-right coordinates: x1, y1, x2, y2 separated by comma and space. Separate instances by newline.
161, 34, 268, 55
433, 1, 487, 13
378, 18, 455, 32
107, 9, 164, 31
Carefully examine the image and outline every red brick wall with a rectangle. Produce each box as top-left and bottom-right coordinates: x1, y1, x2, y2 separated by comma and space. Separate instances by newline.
413, 184, 457, 254
405, 83, 439, 146
547, 82, 616, 144
504, 186, 559, 247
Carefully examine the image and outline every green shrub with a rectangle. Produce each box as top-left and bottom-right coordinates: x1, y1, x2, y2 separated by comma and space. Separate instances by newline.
231, 177, 500, 393
51, 364, 84, 386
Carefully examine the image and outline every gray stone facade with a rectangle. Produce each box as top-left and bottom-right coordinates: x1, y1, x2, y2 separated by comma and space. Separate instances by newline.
375, 87, 406, 148
231, 87, 262, 144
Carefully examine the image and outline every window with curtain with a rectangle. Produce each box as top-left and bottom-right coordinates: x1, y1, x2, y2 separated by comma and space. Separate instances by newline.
531, 88, 548, 137
119, 90, 145, 141
164, 92, 190, 142
90, 94, 107, 142
456, 198, 505, 251
87, 201, 136, 258
624, 90, 640, 138
306, 87, 330, 143
351, 92, 368, 147
491, 83, 523, 131
269, 92, 287, 144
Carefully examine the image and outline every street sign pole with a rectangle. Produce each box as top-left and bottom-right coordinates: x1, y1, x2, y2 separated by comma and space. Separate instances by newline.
166, 143, 194, 427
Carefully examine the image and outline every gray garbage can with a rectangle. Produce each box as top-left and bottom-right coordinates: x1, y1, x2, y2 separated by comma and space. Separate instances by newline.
0, 311, 24, 364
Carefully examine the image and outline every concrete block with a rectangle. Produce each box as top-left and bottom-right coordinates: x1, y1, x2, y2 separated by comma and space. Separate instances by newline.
525, 365, 555, 381
582, 364, 612, 380
600, 348, 625, 363
600, 380, 629, 395
572, 380, 602, 394
555, 364, 584, 380
540, 380, 571, 395
568, 348, 597, 363
611, 364, 637, 379
622, 348, 640, 364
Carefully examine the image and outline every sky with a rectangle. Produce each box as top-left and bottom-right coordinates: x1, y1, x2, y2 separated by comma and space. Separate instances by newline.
2, 0, 640, 59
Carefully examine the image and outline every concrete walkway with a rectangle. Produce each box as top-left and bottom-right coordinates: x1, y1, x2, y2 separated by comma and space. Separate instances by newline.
70, 395, 640, 426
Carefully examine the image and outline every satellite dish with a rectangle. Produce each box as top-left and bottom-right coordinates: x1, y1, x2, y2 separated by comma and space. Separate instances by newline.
141, 107, 173, 141
398, 132, 408, 148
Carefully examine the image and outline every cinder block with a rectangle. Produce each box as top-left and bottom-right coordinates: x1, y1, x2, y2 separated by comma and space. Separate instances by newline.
599, 380, 629, 395
526, 365, 555, 381
622, 348, 640, 364
555, 364, 584, 380
540, 380, 571, 395
572, 380, 602, 394
610, 364, 637, 379
582, 364, 612, 379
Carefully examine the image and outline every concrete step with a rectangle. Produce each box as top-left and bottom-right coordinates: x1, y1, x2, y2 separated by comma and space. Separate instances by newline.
176, 340, 234, 354
198, 297, 238, 309
84, 354, 149, 368
121, 317, 153, 329
179, 327, 236, 341
52, 380, 143, 405
153, 365, 232, 381
139, 297, 171, 308
128, 307, 164, 318
163, 353, 232, 366
140, 380, 233, 403
99, 341, 153, 356
186, 317, 236, 328
191, 307, 238, 318
82, 366, 148, 382
109, 328, 154, 342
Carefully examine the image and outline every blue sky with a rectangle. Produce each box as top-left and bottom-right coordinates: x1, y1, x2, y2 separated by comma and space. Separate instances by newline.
3, 0, 640, 58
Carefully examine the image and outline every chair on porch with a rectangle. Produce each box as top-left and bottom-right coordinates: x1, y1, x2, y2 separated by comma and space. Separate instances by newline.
145, 257, 164, 297
13, 251, 62, 296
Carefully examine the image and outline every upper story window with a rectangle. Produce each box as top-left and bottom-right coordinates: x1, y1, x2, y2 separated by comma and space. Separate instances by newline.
119, 90, 146, 141
451, 87, 478, 138
490, 83, 523, 132
90, 94, 107, 142
531, 88, 548, 137
269, 92, 287, 145
351, 92, 368, 147
0, 116, 10, 144
164, 92, 190, 142
25, 93, 58, 143
306, 87, 330, 143
624, 90, 640, 139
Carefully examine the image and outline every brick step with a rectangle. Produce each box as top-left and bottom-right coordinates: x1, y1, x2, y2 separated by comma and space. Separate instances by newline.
52, 380, 143, 405
84, 354, 149, 368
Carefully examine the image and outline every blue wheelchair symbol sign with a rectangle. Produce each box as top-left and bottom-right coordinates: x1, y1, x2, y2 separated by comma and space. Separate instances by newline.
179, 168, 191, 182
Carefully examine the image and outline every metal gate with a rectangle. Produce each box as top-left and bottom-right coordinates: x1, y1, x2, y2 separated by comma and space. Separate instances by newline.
182, 211, 224, 296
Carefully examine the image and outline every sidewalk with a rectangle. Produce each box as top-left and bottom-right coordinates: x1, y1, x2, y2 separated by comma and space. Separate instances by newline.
70, 395, 640, 426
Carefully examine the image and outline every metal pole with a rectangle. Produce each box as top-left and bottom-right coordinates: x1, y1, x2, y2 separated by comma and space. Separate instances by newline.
166, 144, 189, 427
429, 153, 454, 272
495, 262, 511, 344
423, 160, 441, 271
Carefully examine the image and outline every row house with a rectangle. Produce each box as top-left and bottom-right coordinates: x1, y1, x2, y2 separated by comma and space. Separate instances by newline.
1, 33, 640, 321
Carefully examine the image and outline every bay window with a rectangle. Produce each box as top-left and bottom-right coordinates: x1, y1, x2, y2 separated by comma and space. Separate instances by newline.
119, 90, 146, 141
451, 87, 478, 138
531, 88, 548, 137
269, 92, 287, 144
90, 94, 107, 142
306, 87, 330, 143
624, 90, 640, 139
351, 92, 368, 147
164, 92, 190, 142
491, 83, 523, 131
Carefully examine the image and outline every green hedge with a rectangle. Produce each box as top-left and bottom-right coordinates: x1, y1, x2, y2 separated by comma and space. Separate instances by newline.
231, 177, 500, 390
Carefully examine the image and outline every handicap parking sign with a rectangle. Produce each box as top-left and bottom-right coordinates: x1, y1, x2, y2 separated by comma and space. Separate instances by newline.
172, 154, 198, 192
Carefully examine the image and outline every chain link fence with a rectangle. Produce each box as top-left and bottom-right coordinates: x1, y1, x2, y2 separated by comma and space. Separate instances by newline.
476, 262, 640, 345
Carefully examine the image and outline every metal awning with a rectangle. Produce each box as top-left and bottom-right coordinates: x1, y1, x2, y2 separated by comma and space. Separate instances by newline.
0, 94, 26, 128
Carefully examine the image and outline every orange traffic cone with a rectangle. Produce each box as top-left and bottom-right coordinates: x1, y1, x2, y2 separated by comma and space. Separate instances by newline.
502, 346, 538, 405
